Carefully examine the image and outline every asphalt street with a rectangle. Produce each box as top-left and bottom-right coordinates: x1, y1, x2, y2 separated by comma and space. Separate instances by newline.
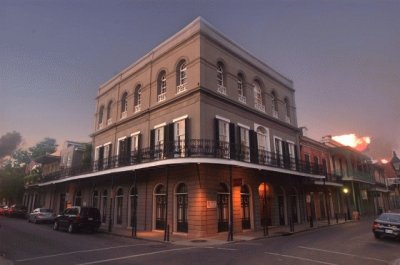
0, 216, 399, 265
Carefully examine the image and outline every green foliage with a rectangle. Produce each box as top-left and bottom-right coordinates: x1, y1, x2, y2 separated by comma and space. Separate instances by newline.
12, 149, 31, 166
0, 165, 25, 204
29, 137, 57, 159
80, 143, 92, 168
24, 167, 42, 184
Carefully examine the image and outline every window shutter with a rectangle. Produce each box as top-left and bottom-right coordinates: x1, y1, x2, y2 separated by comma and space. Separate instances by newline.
126, 137, 132, 161
237, 126, 242, 160
185, 118, 190, 156
165, 123, 174, 158
294, 145, 299, 170
214, 118, 219, 156
282, 141, 289, 168
229, 123, 236, 159
249, 130, 258, 163
136, 134, 142, 162
150, 129, 155, 159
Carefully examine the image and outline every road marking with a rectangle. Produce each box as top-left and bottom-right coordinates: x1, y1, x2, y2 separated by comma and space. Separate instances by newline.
264, 252, 337, 265
15, 243, 155, 262
203, 247, 237, 251
75, 247, 198, 265
298, 246, 388, 263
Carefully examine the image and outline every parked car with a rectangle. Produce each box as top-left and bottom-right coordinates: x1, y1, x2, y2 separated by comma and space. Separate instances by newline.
2, 206, 10, 216
53, 206, 101, 233
28, 208, 55, 224
372, 212, 400, 240
0, 206, 7, 215
8, 205, 28, 218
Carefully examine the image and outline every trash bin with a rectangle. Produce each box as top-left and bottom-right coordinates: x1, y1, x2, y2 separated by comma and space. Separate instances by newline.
352, 211, 360, 220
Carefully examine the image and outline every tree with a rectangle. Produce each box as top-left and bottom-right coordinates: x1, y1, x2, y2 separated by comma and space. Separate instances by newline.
0, 131, 22, 158
12, 149, 31, 166
29, 138, 57, 159
0, 165, 25, 205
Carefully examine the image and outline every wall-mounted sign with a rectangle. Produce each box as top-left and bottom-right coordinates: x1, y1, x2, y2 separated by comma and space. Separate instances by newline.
207, 201, 217, 209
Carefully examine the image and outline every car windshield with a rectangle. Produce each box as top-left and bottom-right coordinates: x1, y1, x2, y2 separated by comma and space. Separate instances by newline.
378, 213, 400, 223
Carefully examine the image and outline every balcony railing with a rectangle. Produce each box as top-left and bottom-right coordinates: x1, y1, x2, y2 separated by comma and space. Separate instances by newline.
177, 84, 186, 94
32, 139, 329, 185
254, 102, 265, 112
238, 95, 247, 104
134, 105, 141, 113
157, 93, 166, 102
217, 85, 227, 95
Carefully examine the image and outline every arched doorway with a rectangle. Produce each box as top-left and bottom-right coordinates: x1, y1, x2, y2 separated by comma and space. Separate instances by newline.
241, 185, 251, 229
154, 184, 166, 230
217, 183, 230, 232
115, 188, 123, 225
176, 183, 188, 233
128, 186, 138, 228
277, 187, 286, 225
101, 190, 108, 223
258, 182, 272, 227
288, 187, 299, 224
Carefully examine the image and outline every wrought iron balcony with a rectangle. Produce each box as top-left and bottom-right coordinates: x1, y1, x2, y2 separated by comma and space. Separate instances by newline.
30, 139, 329, 185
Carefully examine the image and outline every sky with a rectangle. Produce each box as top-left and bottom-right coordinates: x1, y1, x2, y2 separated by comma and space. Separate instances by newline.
1, 0, 399, 160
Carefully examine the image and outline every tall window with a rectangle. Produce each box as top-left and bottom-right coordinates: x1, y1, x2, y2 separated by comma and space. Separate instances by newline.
157, 71, 167, 102
271, 91, 278, 118
239, 126, 250, 162
237, 73, 246, 103
98, 105, 104, 127
154, 184, 166, 230
256, 126, 270, 163
92, 190, 99, 208
176, 183, 188, 233
177, 60, 187, 93
134, 85, 141, 112
174, 119, 186, 157
217, 183, 229, 232
121, 92, 128, 118
101, 190, 108, 223
129, 187, 138, 227
254, 81, 265, 112
274, 137, 282, 167
106, 100, 113, 124
217, 62, 226, 95
151, 125, 165, 159
116, 188, 123, 225
241, 185, 251, 229
74, 190, 82, 206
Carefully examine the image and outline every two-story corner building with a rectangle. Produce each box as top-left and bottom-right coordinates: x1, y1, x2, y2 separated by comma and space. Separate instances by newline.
370, 162, 391, 214
321, 135, 375, 217
299, 135, 343, 224
31, 17, 325, 239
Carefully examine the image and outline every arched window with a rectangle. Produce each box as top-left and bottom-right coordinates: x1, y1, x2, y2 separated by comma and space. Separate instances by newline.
217, 62, 224, 87
217, 183, 229, 232
176, 183, 188, 233
92, 190, 99, 208
128, 187, 138, 227
157, 71, 167, 102
121, 92, 128, 118
101, 190, 108, 223
134, 85, 141, 112
253, 81, 265, 112
176, 60, 187, 93
116, 188, 124, 225
74, 190, 82, 206
271, 91, 278, 117
106, 100, 113, 124
241, 185, 251, 229
238, 73, 246, 104
154, 184, 166, 230
98, 105, 104, 126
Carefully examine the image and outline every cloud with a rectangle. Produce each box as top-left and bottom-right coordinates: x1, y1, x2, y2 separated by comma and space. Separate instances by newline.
0, 131, 22, 158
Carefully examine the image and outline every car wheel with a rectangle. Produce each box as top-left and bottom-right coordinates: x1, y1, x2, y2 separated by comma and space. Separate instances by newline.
53, 221, 59, 231
68, 224, 74, 233
374, 232, 380, 239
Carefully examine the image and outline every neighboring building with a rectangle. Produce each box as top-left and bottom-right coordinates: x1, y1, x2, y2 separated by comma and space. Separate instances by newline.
322, 135, 375, 217
60, 141, 87, 169
299, 135, 343, 223
24, 18, 336, 239
371, 162, 390, 214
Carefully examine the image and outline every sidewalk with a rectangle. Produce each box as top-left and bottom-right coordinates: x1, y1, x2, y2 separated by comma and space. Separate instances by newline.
100, 217, 352, 247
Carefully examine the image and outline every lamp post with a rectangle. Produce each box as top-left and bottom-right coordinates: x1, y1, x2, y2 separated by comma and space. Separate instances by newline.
343, 188, 351, 220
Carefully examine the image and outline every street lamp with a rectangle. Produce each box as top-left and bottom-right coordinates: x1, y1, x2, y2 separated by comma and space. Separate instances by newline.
343, 188, 351, 220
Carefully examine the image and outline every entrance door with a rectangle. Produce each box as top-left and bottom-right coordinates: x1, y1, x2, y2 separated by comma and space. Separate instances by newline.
155, 185, 166, 230
241, 185, 251, 230
278, 195, 285, 225
259, 183, 272, 226
217, 183, 229, 232
176, 183, 188, 233
289, 195, 298, 224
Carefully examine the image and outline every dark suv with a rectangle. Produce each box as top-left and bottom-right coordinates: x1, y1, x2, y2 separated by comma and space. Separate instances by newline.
53, 206, 101, 233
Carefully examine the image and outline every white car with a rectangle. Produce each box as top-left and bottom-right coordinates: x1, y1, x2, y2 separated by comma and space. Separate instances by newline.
28, 208, 55, 224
